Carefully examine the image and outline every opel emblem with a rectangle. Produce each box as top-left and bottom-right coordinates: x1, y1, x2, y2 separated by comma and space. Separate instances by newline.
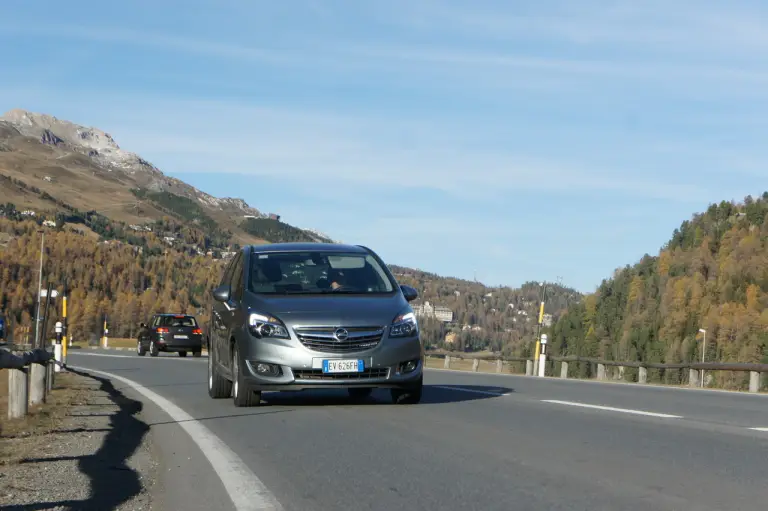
333, 328, 349, 341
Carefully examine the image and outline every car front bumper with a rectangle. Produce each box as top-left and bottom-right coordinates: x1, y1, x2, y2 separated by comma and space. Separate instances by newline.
237, 333, 424, 391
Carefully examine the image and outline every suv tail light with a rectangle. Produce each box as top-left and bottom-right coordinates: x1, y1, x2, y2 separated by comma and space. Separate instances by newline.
192, 328, 202, 335
156, 327, 169, 334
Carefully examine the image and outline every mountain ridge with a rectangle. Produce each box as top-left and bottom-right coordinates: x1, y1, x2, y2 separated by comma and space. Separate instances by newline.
0, 108, 334, 246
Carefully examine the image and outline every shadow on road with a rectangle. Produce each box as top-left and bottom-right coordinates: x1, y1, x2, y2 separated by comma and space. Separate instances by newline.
260, 384, 514, 407
9, 368, 149, 511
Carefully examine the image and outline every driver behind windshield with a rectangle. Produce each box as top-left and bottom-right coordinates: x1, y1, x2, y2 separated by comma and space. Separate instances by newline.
328, 268, 347, 290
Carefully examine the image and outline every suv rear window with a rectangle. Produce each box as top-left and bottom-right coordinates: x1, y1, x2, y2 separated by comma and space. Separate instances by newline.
159, 316, 197, 327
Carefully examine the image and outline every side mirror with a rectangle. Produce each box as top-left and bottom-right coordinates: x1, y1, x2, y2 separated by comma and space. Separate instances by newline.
400, 285, 418, 302
212, 285, 231, 302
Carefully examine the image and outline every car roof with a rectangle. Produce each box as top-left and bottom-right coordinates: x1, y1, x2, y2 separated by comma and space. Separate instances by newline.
154, 313, 195, 317
248, 242, 369, 254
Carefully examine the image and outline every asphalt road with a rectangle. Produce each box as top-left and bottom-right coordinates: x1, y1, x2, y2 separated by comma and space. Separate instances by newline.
67, 349, 768, 511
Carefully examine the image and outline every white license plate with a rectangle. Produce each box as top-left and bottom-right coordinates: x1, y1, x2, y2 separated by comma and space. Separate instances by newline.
174, 334, 188, 339
322, 359, 364, 373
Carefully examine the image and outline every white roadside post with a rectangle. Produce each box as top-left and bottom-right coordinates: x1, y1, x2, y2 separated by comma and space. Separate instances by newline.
54, 321, 63, 372
537, 334, 548, 377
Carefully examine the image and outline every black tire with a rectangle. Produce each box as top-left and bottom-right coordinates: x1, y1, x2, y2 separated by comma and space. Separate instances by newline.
208, 345, 232, 399
192, 351, 202, 357
137, 340, 146, 356
232, 344, 261, 407
179, 351, 187, 357
391, 376, 423, 404
149, 341, 159, 357
348, 388, 373, 400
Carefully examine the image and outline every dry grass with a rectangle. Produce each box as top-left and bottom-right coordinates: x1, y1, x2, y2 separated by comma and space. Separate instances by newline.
0, 372, 88, 461
102, 338, 136, 349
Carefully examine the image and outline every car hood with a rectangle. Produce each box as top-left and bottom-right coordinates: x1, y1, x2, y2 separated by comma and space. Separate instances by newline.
245, 292, 407, 326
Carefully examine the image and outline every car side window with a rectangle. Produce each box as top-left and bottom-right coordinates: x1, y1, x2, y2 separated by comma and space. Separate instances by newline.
230, 253, 244, 300
220, 255, 237, 288
151, 316, 160, 328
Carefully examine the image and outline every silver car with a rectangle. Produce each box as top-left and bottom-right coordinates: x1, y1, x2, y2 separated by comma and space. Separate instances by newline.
207, 242, 424, 407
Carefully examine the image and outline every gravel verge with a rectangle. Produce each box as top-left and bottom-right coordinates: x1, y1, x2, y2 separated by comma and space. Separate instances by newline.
0, 368, 159, 510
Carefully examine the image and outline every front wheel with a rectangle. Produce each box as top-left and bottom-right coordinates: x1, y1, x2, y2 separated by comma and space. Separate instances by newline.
208, 345, 232, 399
232, 345, 261, 407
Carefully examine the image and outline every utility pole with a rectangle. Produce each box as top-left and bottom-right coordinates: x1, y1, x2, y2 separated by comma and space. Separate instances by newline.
698, 328, 707, 388
533, 282, 547, 369
33, 231, 45, 347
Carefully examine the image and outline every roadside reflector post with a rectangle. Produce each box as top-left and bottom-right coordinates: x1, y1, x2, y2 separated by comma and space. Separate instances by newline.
537, 334, 548, 377
54, 321, 63, 372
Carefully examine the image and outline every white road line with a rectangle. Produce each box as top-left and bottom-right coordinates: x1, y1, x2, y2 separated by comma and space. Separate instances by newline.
541, 399, 683, 419
748, 427, 768, 432
69, 365, 283, 511
433, 385, 509, 396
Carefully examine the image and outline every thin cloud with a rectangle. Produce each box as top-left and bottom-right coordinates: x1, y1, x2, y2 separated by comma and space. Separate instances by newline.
3, 14, 768, 97
11, 92, 708, 203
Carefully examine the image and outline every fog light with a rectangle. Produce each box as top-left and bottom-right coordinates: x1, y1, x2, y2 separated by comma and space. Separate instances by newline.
251, 361, 281, 376
399, 359, 419, 374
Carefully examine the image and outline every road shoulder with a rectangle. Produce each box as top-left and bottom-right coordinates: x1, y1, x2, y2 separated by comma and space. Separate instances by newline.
0, 369, 158, 510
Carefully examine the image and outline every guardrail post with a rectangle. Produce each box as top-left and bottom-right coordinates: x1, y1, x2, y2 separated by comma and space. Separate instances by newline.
8, 366, 29, 419
638, 367, 647, 384
46, 361, 54, 393
596, 363, 606, 381
472, 359, 479, 372
525, 360, 533, 376
560, 361, 569, 378
749, 371, 760, 393
29, 362, 46, 405
496, 359, 503, 373
616, 366, 625, 380
444, 356, 451, 369
689, 369, 699, 387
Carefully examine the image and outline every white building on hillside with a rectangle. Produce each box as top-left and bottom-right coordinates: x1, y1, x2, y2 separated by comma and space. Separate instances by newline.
413, 301, 454, 323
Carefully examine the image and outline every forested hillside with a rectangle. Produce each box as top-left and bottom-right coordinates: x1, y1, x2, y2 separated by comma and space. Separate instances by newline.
549, 194, 768, 385
0, 217, 578, 349
0, 219, 224, 343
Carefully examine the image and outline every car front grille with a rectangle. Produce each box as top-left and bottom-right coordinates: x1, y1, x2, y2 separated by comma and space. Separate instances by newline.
292, 368, 390, 380
294, 326, 384, 353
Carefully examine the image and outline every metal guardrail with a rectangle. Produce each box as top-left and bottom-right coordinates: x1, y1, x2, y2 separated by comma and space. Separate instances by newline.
425, 351, 768, 392
2, 342, 61, 419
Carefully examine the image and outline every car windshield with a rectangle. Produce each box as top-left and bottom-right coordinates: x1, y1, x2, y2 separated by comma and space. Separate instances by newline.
159, 316, 197, 327
249, 250, 395, 295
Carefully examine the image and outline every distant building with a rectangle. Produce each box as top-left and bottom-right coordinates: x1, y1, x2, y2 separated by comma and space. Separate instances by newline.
413, 301, 454, 323
268, 213, 281, 221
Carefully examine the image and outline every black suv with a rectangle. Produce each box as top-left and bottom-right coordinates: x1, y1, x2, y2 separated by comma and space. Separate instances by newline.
137, 313, 203, 357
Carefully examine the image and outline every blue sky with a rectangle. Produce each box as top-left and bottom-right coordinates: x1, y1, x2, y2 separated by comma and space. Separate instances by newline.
2, 0, 767, 293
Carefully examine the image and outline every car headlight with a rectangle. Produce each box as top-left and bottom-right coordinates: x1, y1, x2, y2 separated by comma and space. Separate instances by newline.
248, 313, 289, 339
390, 311, 418, 338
